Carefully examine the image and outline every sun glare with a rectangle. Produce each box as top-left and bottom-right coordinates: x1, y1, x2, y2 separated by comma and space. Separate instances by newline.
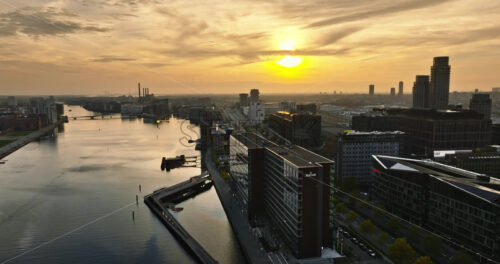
277, 55, 302, 67
279, 40, 296, 51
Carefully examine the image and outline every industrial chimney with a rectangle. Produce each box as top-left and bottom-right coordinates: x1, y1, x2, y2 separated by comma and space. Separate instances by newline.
138, 82, 141, 97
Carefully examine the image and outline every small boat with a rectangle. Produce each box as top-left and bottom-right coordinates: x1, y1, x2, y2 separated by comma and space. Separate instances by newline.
173, 207, 184, 212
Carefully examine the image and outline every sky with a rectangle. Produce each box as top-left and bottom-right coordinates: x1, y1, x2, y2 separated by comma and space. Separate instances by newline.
0, 0, 499, 95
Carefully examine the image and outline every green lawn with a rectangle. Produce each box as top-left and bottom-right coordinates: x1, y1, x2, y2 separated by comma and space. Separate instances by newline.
7, 131, 33, 137
0, 139, 15, 148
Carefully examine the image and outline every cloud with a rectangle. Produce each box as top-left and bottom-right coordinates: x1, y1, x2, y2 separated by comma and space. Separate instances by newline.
140, 62, 172, 68
0, 7, 109, 37
91, 55, 136, 62
162, 46, 351, 66
316, 26, 365, 47
305, 0, 454, 28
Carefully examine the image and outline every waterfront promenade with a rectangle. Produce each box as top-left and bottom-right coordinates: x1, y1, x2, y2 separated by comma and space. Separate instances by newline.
204, 149, 270, 264
0, 118, 67, 159
144, 173, 218, 264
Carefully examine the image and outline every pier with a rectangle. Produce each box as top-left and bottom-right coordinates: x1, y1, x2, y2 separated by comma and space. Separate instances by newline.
144, 172, 218, 264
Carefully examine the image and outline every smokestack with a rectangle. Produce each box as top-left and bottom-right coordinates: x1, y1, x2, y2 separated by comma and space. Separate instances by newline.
147, 88, 149, 95
143, 88, 146, 97
138, 83, 141, 97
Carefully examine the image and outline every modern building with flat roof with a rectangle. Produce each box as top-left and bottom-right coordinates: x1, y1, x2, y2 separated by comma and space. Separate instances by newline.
372, 155, 500, 260
229, 133, 333, 258
268, 111, 321, 147
470, 93, 492, 120
352, 108, 492, 155
336, 131, 407, 186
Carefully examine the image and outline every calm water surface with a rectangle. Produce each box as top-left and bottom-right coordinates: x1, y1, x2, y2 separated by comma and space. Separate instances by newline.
0, 106, 244, 264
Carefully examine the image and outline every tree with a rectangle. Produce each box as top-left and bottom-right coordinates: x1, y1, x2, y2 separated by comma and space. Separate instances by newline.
387, 238, 416, 264
449, 252, 474, 264
359, 219, 376, 236
374, 204, 386, 219
406, 225, 421, 243
359, 199, 372, 212
423, 235, 444, 256
345, 210, 358, 224
387, 216, 401, 234
335, 202, 348, 214
413, 256, 434, 264
377, 232, 390, 245
340, 177, 358, 192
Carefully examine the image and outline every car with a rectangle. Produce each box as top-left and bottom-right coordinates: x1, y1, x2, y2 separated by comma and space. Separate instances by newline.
351, 238, 359, 244
343, 231, 351, 238
367, 249, 377, 257
359, 243, 367, 250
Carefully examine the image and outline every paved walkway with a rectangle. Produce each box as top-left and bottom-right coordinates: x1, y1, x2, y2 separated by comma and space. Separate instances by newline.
204, 149, 270, 264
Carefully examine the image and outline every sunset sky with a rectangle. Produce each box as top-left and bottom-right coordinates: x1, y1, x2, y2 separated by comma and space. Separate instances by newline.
1, 0, 499, 95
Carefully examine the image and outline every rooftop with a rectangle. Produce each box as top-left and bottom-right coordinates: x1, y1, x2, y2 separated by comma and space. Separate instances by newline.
344, 130, 405, 136
232, 132, 332, 167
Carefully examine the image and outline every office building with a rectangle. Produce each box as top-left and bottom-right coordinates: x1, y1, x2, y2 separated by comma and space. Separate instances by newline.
239, 93, 249, 107
390, 87, 395, 96
412, 75, 430, 109
369, 84, 375, 95
398, 81, 403, 96
279, 101, 296, 113
6, 96, 17, 106
493, 87, 500, 93
372, 155, 500, 260
352, 108, 492, 155
250, 89, 259, 102
268, 111, 321, 147
493, 124, 500, 145
430, 56, 451, 110
229, 133, 333, 258
336, 131, 407, 186
248, 101, 264, 125
438, 147, 500, 179
297, 104, 317, 114
469, 93, 491, 120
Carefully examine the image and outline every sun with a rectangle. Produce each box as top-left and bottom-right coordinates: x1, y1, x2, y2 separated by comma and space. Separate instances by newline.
277, 55, 303, 67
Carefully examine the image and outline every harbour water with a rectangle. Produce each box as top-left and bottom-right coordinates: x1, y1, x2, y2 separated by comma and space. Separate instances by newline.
0, 106, 244, 264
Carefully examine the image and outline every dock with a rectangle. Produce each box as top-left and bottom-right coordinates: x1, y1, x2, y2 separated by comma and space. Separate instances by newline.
144, 172, 218, 264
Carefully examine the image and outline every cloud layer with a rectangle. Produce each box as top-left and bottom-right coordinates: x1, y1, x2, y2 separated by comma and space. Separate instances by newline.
0, 0, 499, 94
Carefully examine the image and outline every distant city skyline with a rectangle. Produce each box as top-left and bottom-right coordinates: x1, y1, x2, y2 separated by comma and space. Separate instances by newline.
1, 0, 500, 95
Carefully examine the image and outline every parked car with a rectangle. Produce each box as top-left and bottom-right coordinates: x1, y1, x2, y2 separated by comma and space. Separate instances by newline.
367, 249, 377, 257
343, 231, 351, 238
351, 238, 359, 244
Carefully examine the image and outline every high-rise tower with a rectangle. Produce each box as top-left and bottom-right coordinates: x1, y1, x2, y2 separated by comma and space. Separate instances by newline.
398, 81, 403, 95
369, 84, 375, 95
430, 57, 451, 110
412, 75, 430, 109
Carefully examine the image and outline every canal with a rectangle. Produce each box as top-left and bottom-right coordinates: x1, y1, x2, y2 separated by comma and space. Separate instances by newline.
0, 105, 244, 264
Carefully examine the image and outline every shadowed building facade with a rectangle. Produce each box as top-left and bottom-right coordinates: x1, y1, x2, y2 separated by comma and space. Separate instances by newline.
229, 133, 333, 258
372, 155, 500, 261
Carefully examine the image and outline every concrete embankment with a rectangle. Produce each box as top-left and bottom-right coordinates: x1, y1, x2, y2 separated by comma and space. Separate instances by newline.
144, 173, 218, 264
0, 118, 66, 159
204, 149, 269, 264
